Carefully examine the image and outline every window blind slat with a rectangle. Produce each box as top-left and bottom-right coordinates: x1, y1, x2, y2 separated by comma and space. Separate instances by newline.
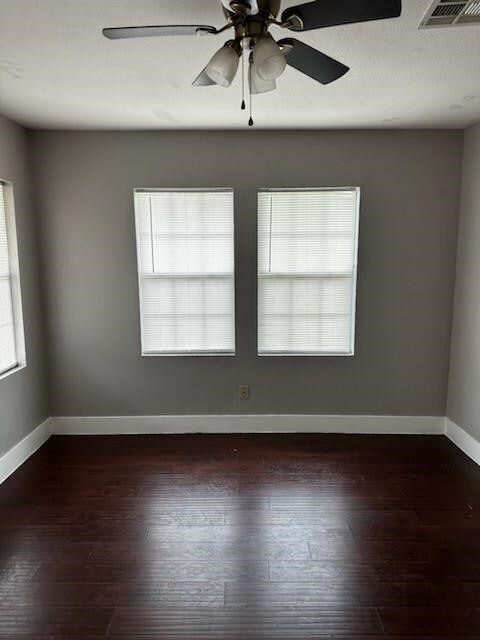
0, 183, 17, 374
258, 188, 359, 356
134, 190, 235, 355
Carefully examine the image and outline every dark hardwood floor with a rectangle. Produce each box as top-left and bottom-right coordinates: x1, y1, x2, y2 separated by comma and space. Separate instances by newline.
1, 433, 480, 638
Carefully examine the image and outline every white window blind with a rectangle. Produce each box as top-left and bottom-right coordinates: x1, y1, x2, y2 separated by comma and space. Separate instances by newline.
258, 188, 360, 356
0, 182, 18, 375
134, 189, 235, 355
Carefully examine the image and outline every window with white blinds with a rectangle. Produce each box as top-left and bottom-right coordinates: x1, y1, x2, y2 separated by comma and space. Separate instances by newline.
258, 188, 360, 356
134, 189, 235, 355
0, 182, 22, 376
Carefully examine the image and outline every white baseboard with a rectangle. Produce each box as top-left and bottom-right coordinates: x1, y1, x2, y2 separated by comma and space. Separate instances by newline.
49, 414, 445, 436
2, 416, 477, 487
445, 418, 480, 466
0, 418, 52, 484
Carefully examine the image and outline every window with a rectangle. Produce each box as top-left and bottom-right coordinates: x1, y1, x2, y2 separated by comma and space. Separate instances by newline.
0, 181, 25, 377
134, 189, 235, 355
258, 188, 360, 356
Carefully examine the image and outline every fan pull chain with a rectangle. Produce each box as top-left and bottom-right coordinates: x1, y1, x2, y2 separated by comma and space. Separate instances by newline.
241, 52, 246, 111
249, 88, 254, 127
248, 59, 254, 127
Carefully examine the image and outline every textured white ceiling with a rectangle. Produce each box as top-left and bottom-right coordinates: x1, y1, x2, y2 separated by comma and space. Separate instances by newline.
0, 0, 479, 129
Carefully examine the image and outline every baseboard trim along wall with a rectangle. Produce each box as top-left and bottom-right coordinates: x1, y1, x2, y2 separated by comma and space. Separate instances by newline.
0, 418, 52, 484
3, 415, 480, 486
49, 414, 445, 436
445, 417, 480, 467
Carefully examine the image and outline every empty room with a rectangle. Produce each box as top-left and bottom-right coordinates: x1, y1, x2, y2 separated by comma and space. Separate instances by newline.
1, 0, 480, 638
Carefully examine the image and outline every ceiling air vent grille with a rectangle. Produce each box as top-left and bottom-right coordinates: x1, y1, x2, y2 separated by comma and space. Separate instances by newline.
420, 0, 480, 27
433, 2, 467, 15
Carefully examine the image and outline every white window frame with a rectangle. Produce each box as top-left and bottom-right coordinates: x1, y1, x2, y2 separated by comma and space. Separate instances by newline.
257, 187, 361, 357
133, 188, 236, 357
0, 180, 26, 381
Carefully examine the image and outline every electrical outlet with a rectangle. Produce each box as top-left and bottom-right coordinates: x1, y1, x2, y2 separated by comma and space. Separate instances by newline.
239, 385, 250, 400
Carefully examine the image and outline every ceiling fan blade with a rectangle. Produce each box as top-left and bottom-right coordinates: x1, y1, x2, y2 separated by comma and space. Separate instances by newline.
281, 0, 402, 31
103, 25, 217, 39
192, 69, 217, 87
278, 38, 349, 84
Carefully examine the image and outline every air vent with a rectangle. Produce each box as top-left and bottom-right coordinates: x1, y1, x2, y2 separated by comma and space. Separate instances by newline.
419, 0, 480, 27
433, 2, 466, 16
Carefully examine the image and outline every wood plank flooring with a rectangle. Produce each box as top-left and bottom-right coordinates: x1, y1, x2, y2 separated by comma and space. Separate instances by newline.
1, 433, 480, 638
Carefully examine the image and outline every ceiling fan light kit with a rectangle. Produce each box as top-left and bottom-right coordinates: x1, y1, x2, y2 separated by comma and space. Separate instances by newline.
103, 0, 403, 126
252, 33, 287, 80
249, 57, 277, 94
205, 41, 241, 87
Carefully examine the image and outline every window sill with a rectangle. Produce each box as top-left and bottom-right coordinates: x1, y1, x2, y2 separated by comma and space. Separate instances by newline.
142, 352, 236, 357
257, 352, 355, 357
0, 363, 26, 382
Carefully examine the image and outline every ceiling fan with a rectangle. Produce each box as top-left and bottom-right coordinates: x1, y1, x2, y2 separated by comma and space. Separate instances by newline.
103, 0, 402, 125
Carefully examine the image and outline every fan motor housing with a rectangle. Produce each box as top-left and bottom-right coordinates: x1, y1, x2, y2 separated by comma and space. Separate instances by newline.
221, 0, 281, 18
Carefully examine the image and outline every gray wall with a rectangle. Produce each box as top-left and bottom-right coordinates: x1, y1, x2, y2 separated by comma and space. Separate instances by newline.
447, 122, 480, 440
0, 115, 48, 456
31, 130, 463, 417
